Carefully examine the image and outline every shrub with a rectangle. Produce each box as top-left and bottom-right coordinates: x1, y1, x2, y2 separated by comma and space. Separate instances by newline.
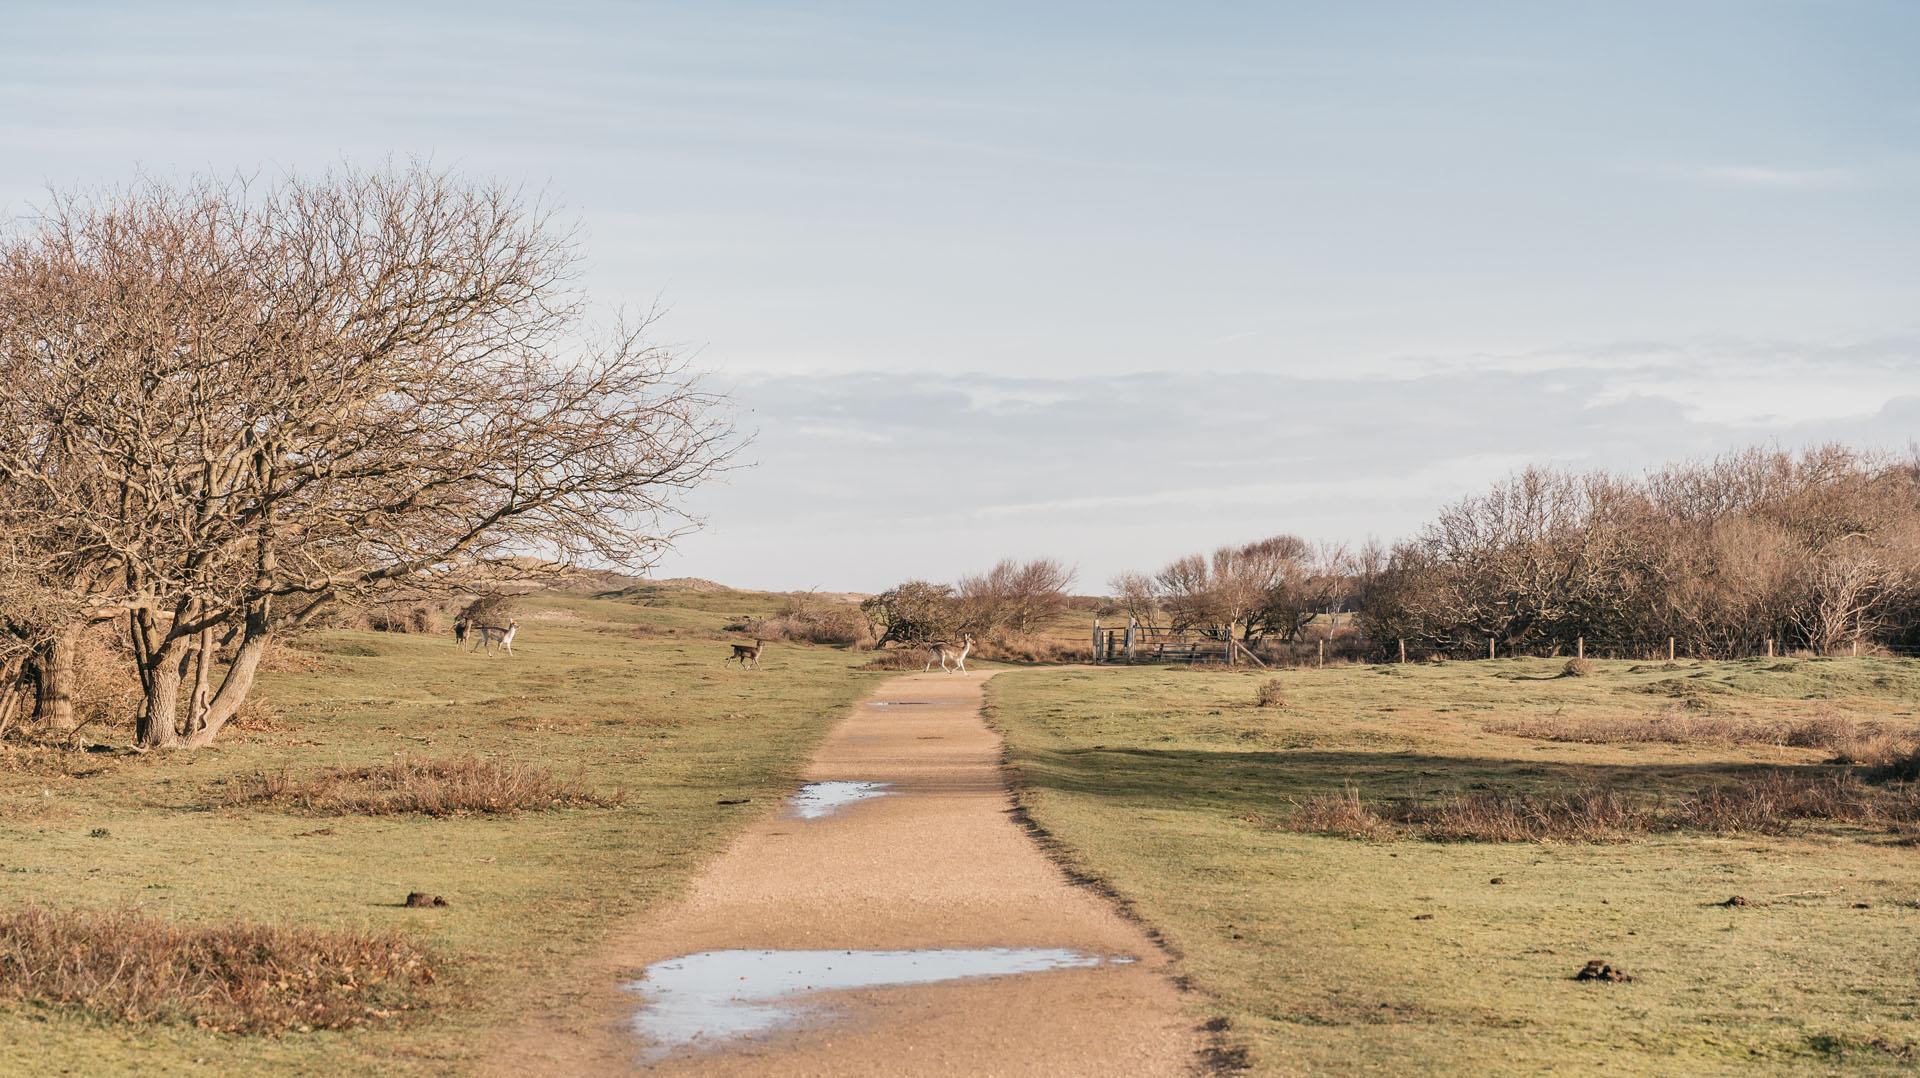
1254, 678, 1287, 708
0, 905, 436, 1033
364, 603, 452, 634
746, 594, 873, 646
223, 756, 623, 817
1561, 657, 1595, 678
860, 648, 934, 671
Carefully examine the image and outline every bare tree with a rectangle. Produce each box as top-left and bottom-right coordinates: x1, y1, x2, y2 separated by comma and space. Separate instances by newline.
956, 558, 1076, 638
0, 166, 733, 749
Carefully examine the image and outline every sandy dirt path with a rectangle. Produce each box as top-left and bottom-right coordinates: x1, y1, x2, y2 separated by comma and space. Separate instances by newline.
494, 670, 1199, 1076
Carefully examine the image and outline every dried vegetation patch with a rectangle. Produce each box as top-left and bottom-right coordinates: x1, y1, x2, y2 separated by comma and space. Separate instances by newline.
1490, 710, 1915, 760
221, 755, 623, 817
1282, 771, 1920, 843
0, 905, 436, 1033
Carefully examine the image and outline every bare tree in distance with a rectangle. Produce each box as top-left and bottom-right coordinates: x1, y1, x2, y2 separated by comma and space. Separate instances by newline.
957, 558, 1076, 637
0, 165, 734, 749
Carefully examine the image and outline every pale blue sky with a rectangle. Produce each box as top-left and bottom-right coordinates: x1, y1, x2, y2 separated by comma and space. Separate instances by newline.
4, 2, 1916, 588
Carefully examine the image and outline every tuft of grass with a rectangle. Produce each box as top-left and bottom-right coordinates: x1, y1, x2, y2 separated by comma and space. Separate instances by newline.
1289, 785, 1390, 839
1561, 657, 1596, 678
222, 756, 624, 817
1254, 678, 1287, 709
0, 905, 436, 1034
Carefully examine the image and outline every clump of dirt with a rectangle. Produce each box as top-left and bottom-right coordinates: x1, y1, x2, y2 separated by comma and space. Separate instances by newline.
1574, 960, 1632, 983
403, 892, 449, 908
1720, 895, 1750, 907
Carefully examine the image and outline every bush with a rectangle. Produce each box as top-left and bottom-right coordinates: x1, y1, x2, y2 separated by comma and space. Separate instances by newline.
1255, 678, 1287, 708
223, 756, 623, 816
0, 905, 436, 1033
746, 594, 874, 646
365, 603, 450, 634
1561, 657, 1595, 678
860, 648, 934, 671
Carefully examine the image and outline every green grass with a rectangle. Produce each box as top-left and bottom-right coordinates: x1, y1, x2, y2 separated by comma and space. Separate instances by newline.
0, 587, 881, 1074
987, 657, 1920, 1075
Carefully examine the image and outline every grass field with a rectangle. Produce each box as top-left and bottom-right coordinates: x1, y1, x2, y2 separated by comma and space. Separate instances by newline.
0, 585, 880, 1075
987, 657, 1920, 1075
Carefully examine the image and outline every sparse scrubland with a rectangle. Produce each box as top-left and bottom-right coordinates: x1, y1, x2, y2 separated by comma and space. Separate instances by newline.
0, 585, 880, 1074
990, 657, 1920, 1075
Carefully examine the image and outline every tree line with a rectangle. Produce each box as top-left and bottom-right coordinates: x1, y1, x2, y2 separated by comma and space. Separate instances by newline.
0, 166, 730, 750
1107, 446, 1920, 661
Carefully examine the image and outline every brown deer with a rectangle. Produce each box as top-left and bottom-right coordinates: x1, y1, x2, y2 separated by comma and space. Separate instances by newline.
925, 634, 974, 674
726, 639, 765, 669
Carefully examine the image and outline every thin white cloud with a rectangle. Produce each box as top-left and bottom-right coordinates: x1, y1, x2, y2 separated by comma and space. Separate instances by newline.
1682, 164, 1857, 189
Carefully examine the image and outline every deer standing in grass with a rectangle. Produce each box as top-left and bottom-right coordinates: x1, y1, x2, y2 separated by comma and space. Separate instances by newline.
470, 619, 518, 656
726, 639, 765, 669
925, 634, 974, 674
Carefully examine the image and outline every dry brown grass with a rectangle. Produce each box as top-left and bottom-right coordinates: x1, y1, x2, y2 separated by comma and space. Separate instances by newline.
737, 594, 874, 646
860, 647, 934, 671
1287, 785, 1392, 839
222, 756, 623, 817
1283, 770, 1920, 843
1865, 746, 1920, 783
975, 634, 1088, 663
1561, 657, 1596, 678
1490, 709, 1915, 763
1254, 678, 1287, 708
0, 905, 436, 1033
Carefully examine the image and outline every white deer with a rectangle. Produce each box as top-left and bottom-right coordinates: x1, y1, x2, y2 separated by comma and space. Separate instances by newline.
925, 634, 974, 674
470, 619, 518, 657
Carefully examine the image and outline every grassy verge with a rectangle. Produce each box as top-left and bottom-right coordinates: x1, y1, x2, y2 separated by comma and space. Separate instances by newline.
0, 587, 880, 1074
987, 658, 1920, 1075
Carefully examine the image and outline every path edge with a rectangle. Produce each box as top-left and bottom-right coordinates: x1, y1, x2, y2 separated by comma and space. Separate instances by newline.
980, 670, 1253, 1075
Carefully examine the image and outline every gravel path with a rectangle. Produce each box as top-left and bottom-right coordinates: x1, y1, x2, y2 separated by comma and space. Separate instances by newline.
496, 670, 1198, 1075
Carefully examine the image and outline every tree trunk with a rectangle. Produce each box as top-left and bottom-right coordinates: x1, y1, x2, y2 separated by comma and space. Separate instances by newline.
136, 636, 188, 750
182, 611, 271, 750
186, 628, 213, 735
30, 628, 77, 733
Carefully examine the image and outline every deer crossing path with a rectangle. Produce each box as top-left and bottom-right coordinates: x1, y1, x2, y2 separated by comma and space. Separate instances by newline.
496, 670, 1198, 1076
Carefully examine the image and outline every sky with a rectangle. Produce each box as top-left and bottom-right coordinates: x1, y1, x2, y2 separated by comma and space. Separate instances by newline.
3, 1, 1916, 590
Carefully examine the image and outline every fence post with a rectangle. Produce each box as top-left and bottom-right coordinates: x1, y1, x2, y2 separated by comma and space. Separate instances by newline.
1399, 639, 1407, 664
1577, 636, 1584, 660
1125, 617, 1137, 663
1668, 636, 1675, 662
1318, 639, 1325, 667
1224, 624, 1235, 667
1767, 637, 1775, 658
1852, 638, 1859, 658
1092, 618, 1102, 663
1488, 636, 1495, 661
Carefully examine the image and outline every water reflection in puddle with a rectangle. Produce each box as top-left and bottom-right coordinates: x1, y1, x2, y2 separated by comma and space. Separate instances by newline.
626, 947, 1126, 1058
789, 781, 891, 819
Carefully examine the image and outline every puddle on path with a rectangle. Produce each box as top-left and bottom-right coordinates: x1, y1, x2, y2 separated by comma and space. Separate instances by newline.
864, 700, 930, 708
626, 947, 1127, 1059
788, 781, 892, 819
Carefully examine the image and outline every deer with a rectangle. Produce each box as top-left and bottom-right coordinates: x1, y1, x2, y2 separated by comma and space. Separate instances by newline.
726, 639, 765, 669
925, 634, 974, 674
469, 619, 518, 656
